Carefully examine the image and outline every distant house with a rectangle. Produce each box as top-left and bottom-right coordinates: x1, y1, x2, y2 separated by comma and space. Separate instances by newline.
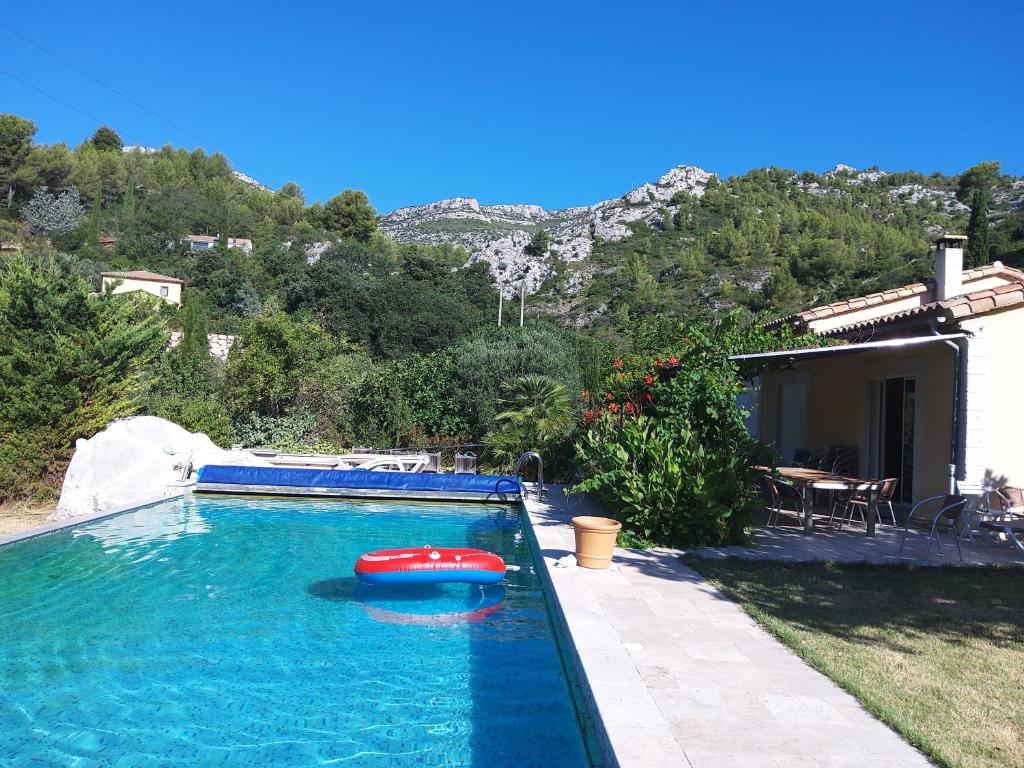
181, 234, 253, 253
737, 235, 1024, 501
98, 233, 117, 248
101, 270, 184, 306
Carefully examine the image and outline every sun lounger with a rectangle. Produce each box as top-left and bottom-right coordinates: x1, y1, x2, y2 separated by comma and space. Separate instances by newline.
978, 519, 1024, 557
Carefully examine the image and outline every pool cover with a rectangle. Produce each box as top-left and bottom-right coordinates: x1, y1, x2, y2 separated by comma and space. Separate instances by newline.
195, 465, 522, 500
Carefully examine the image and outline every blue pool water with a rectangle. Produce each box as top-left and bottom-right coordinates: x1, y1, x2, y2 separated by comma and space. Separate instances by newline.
0, 496, 592, 766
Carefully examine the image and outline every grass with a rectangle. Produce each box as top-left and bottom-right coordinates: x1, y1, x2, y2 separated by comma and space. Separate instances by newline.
0, 500, 55, 536
684, 557, 1024, 768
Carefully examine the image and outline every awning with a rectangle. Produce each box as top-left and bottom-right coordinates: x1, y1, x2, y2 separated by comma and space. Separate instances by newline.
729, 333, 968, 365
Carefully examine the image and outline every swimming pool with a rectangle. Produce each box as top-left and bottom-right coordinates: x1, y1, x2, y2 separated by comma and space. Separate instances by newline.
0, 496, 592, 766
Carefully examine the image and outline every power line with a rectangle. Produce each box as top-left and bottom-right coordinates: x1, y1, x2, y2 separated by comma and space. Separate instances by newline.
0, 22, 280, 189
0, 67, 107, 126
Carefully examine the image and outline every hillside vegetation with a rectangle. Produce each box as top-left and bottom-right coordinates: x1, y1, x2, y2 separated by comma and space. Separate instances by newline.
1, 111, 1021, 505
552, 166, 1023, 324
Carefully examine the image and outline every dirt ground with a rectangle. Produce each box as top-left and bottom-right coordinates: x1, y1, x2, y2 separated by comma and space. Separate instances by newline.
0, 501, 56, 536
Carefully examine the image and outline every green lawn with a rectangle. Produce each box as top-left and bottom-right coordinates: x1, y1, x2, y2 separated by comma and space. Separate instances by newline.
685, 558, 1024, 768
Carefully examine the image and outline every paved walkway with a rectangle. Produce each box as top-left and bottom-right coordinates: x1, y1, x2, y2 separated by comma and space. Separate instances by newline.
524, 488, 931, 768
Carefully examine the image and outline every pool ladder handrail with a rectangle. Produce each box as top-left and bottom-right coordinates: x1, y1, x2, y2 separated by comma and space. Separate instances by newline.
514, 451, 544, 501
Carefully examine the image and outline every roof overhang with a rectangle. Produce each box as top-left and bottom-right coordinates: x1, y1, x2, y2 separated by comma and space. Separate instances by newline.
729, 333, 968, 366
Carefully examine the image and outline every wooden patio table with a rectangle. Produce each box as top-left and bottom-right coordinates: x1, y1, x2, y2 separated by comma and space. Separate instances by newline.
770, 467, 884, 537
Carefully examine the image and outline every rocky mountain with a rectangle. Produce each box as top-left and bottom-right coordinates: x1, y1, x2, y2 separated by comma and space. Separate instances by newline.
378, 163, 1024, 307
379, 165, 713, 296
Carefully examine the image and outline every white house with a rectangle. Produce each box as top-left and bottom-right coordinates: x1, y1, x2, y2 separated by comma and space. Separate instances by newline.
101, 270, 184, 306
737, 235, 1024, 502
181, 234, 253, 253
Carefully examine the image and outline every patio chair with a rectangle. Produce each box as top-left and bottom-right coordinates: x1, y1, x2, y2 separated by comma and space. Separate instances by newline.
817, 446, 858, 508
995, 486, 1024, 519
836, 478, 899, 530
763, 477, 803, 528
829, 447, 858, 477
897, 494, 968, 562
805, 446, 831, 470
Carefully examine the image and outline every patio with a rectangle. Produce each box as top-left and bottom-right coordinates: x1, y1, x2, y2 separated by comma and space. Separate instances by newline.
696, 506, 1024, 566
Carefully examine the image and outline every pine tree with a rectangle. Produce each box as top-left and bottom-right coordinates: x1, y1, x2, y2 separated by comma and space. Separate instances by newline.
965, 188, 991, 268
86, 180, 102, 250
175, 292, 214, 395
957, 162, 1000, 268
0, 254, 166, 498
120, 175, 135, 231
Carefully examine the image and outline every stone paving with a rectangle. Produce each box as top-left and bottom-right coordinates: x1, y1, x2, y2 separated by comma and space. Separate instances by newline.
697, 513, 1023, 566
524, 487, 932, 768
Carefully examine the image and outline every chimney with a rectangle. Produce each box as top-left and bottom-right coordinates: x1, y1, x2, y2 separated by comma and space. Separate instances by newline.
935, 234, 968, 301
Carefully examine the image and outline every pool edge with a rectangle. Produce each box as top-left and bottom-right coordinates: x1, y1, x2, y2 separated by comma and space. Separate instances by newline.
0, 492, 186, 549
520, 486, 619, 768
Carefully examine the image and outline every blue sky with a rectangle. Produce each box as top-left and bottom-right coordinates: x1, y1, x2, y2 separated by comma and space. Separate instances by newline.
2, 1, 1022, 212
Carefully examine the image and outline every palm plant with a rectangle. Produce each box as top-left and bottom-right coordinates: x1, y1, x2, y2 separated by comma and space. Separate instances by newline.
486, 374, 574, 471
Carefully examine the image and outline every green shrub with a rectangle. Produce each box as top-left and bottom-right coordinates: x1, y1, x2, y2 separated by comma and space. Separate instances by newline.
443, 326, 587, 439
221, 306, 335, 417
294, 353, 372, 445
575, 414, 758, 546
391, 354, 470, 439
348, 373, 413, 448
232, 410, 316, 450
573, 312, 787, 547
147, 395, 235, 447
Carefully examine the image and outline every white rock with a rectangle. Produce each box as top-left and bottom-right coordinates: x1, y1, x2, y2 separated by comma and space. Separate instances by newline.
379, 164, 712, 298
55, 416, 268, 521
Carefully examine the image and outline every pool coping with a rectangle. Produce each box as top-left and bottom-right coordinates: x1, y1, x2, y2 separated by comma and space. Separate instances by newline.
0, 492, 187, 549
522, 486, 933, 768
522, 487, 679, 768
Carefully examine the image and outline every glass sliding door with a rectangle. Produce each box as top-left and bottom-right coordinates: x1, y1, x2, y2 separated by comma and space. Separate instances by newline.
870, 377, 916, 504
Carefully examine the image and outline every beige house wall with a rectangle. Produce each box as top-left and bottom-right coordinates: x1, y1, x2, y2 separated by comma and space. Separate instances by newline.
759, 344, 956, 502
960, 312, 1024, 488
102, 276, 182, 306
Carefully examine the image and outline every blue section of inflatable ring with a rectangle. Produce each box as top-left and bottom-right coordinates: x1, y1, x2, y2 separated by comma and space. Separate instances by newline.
356, 569, 505, 586
196, 465, 522, 496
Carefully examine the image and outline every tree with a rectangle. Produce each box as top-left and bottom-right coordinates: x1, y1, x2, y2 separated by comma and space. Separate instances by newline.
348, 369, 413, 447
21, 186, 87, 234
957, 162, 1000, 268
526, 229, 550, 257
278, 181, 305, 203
90, 125, 123, 153
13, 144, 74, 198
0, 114, 36, 207
221, 307, 335, 417
144, 292, 235, 445
177, 292, 214, 388
0, 254, 166, 499
321, 189, 377, 241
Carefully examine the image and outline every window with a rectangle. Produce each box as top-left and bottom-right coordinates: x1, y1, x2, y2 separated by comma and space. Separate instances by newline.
160, 286, 169, 297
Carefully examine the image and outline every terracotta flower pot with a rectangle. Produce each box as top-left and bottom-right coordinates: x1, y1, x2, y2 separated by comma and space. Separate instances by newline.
571, 516, 622, 569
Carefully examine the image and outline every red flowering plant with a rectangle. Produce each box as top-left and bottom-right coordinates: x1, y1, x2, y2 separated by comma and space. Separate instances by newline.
572, 311, 802, 547
579, 356, 659, 432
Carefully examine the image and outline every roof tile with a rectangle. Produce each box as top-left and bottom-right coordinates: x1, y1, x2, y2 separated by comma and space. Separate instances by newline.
101, 270, 184, 285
